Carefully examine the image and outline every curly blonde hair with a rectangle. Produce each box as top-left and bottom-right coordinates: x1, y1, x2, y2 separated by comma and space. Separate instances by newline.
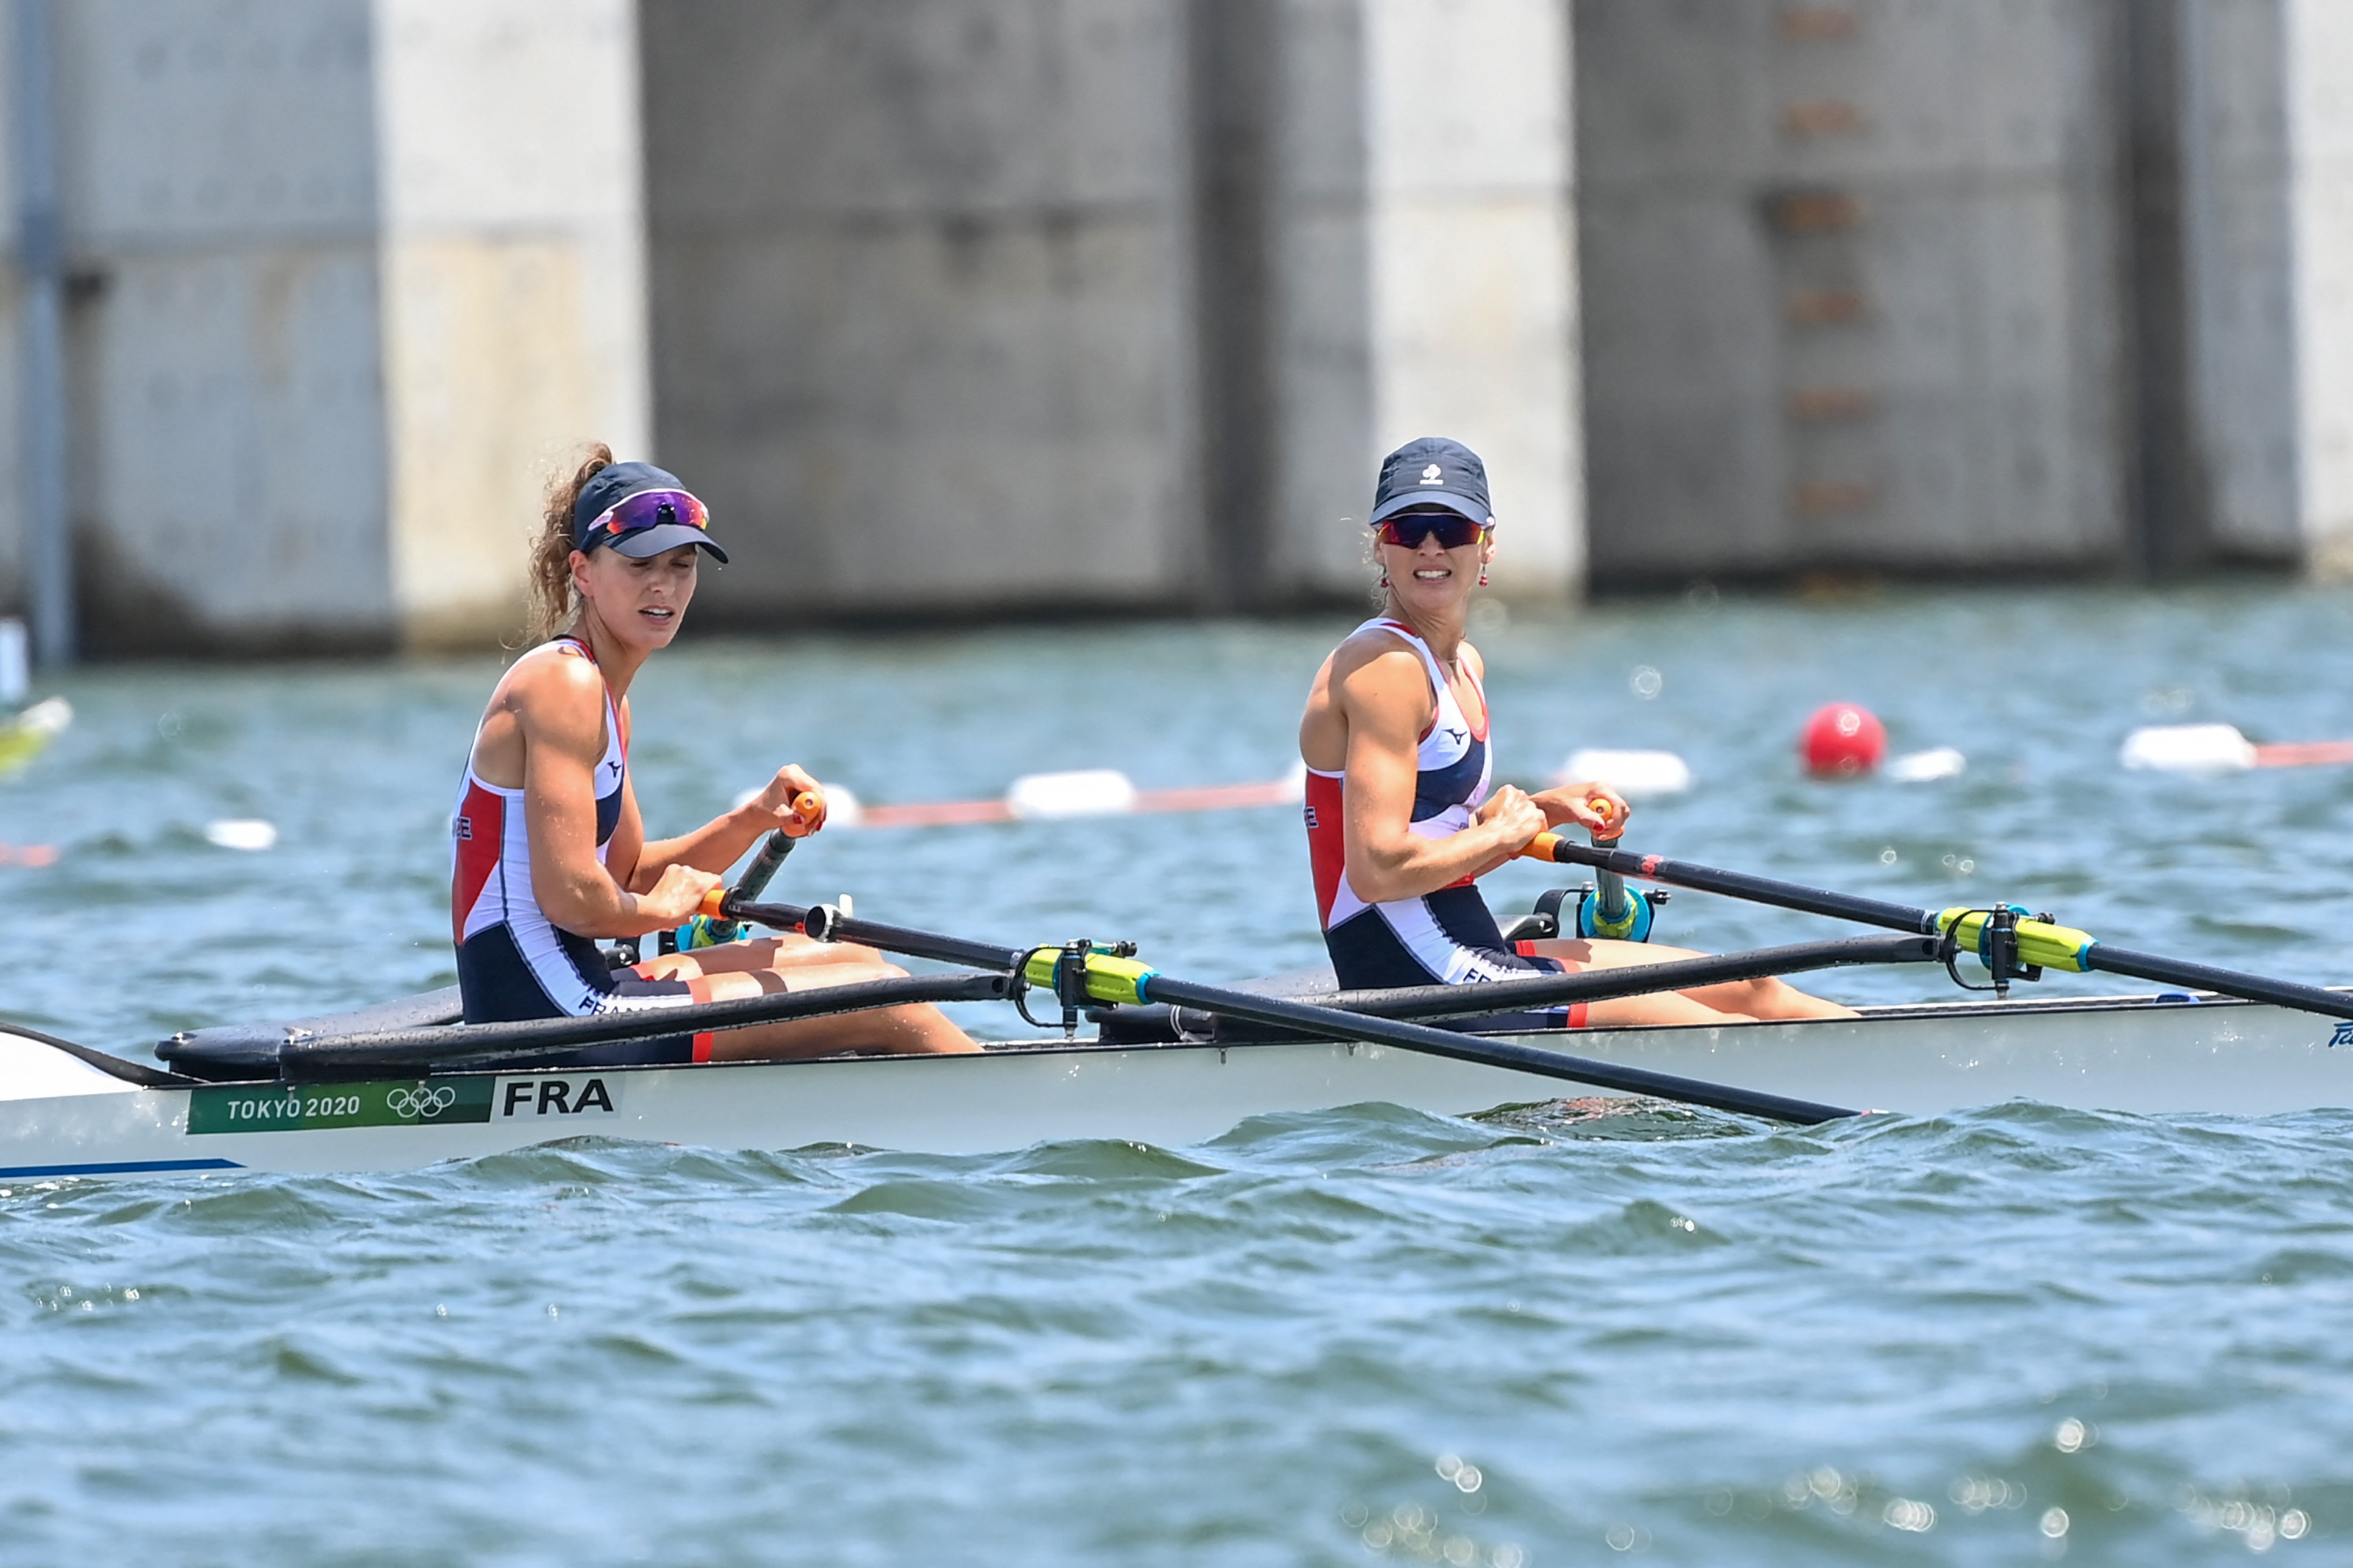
524, 443, 614, 642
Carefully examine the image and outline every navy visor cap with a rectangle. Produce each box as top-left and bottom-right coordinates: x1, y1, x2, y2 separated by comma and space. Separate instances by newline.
1368, 436, 1494, 528
571, 461, 729, 563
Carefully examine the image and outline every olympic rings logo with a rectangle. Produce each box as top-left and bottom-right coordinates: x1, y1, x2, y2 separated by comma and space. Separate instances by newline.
386, 1085, 459, 1120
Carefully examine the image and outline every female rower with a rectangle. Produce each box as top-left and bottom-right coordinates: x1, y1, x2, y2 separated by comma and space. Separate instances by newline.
451, 446, 975, 1062
1298, 436, 1852, 1026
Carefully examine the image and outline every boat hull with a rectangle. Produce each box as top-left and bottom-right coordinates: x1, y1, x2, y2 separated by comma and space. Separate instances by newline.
5, 990, 2350, 1178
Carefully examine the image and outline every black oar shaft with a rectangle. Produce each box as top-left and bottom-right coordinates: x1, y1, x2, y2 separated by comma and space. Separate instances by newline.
274, 972, 1013, 1078
1140, 974, 1858, 1124
1534, 839, 1935, 934
725, 898, 1027, 973
2087, 947, 2353, 1022
1539, 835, 2353, 1025
729, 894, 1860, 1123
1315, 935, 1937, 1023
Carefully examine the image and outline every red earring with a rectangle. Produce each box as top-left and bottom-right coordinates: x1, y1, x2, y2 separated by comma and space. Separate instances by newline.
1478, 568, 1490, 587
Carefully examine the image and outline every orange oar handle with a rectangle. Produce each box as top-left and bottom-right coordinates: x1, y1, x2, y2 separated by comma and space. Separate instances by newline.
783, 788, 824, 838
699, 884, 728, 919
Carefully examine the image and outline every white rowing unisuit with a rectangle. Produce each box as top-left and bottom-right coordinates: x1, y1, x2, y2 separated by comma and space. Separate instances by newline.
1302, 618, 1575, 1013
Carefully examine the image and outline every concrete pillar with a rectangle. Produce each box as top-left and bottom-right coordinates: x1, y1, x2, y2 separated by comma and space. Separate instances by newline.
1260, 0, 1375, 598
39, 0, 647, 656
1260, 0, 1582, 603
2285, 0, 2353, 575
1576, 0, 2128, 587
639, 1, 1201, 623
375, 0, 651, 648
54, 0, 391, 654
1362, 0, 1582, 598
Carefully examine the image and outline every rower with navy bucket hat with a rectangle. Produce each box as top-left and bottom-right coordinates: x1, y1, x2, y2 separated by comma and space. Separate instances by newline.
449, 447, 977, 1064
1296, 436, 1855, 1026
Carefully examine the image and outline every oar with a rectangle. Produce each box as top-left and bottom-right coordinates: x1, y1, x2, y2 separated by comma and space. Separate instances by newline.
1290, 934, 1934, 1025
707, 890, 1861, 1124
256, 973, 1015, 1080
701, 789, 823, 942
1520, 832, 2353, 1023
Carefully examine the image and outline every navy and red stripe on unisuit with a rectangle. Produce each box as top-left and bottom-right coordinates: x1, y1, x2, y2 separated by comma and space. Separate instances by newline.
450, 635, 716, 1065
1302, 617, 1585, 1029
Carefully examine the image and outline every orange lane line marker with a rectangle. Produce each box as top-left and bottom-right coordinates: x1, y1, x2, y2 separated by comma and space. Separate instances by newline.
857, 798, 1018, 829
0, 844, 59, 866
2253, 741, 2353, 768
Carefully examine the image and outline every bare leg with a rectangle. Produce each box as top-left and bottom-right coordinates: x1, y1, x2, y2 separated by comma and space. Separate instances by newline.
635, 934, 886, 980
629, 956, 980, 1059
1529, 938, 1857, 1023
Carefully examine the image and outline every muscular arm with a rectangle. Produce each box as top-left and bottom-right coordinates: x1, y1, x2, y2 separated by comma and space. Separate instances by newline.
509, 660, 718, 938
1313, 637, 1543, 905
610, 751, 825, 895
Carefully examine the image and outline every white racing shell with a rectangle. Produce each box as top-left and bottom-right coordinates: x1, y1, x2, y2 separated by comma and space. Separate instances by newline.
6, 990, 2353, 1180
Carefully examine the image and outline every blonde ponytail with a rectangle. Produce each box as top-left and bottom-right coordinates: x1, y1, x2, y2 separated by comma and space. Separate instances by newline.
526, 443, 613, 642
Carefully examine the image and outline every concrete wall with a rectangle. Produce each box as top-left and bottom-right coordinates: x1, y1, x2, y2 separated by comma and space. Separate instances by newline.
15, 0, 646, 656
0, 3, 24, 620
375, 0, 651, 648
2287, 0, 2353, 576
640, 1, 1202, 623
1260, 0, 1374, 597
2176, 0, 2299, 565
638, 0, 1585, 620
1576, 0, 2129, 587
1363, 0, 1581, 596
55, 0, 391, 653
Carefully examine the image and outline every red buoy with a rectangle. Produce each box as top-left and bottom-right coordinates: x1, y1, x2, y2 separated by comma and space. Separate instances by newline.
1802, 702, 1886, 776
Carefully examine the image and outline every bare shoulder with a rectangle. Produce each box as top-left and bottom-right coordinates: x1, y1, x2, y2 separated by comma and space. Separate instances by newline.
1460, 639, 1486, 679
1330, 623, 1428, 692
499, 646, 607, 751
1328, 628, 1434, 741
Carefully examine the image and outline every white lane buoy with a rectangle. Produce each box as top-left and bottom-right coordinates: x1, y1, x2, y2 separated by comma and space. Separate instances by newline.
204, 819, 279, 852
13, 696, 71, 737
819, 782, 863, 829
1557, 748, 1693, 799
1886, 746, 1967, 783
2120, 723, 2257, 773
1004, 768, 1140, 820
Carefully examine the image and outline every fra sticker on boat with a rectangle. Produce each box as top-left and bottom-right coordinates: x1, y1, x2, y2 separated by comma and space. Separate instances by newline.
186, 1076, 619, 1134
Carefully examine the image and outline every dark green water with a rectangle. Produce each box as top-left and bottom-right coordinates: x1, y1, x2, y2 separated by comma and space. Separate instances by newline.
4, 587, 2352, 1563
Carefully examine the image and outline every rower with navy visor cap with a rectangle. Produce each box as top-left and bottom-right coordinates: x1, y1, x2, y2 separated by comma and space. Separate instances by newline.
573, 462, 729, 562
1367, 433, 1495, 551
1295, 434, 1854, 1025
449, 446, 974, 1064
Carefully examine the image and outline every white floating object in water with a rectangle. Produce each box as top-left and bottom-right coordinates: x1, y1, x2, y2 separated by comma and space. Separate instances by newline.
0, 620, 25, 705
1280, 759, 1309, 802
1004, 768, 1138, 820
204, 819, 279, 852
2120, 723, 2256, 773
820, 782, 863, 829
1886, 746, 1967, 783
1557, 748, 1692, 798
14, 696, 70, 737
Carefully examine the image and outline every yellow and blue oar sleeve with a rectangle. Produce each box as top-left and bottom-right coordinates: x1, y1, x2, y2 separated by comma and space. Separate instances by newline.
1936, 907, 2096, 973
1022, 948, 1160, 1006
